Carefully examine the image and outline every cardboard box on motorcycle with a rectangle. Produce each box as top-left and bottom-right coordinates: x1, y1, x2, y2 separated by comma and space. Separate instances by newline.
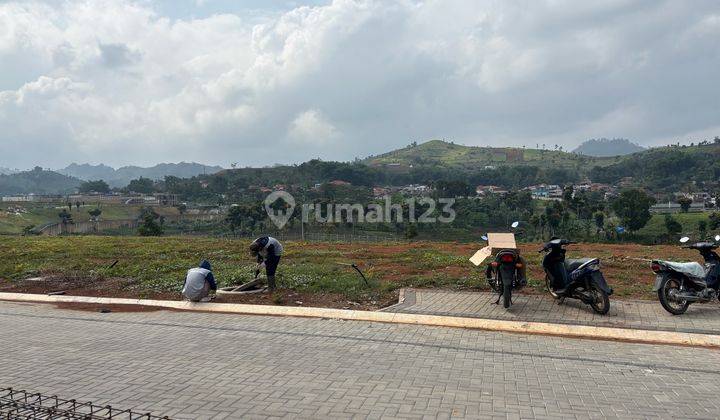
469, 233, 517, 266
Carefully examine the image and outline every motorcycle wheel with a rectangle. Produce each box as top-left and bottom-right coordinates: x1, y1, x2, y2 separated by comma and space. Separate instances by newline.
589, 283, 610, 315
503, 281, 512, 308
658, 277, 689, 315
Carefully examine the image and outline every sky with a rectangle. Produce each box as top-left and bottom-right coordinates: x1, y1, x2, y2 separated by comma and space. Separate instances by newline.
0, 0, 719, 169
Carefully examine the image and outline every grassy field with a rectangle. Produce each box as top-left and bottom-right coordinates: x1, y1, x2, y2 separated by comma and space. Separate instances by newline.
636, 212, 712, 238
0, 236, 704, 309
0, 203, 180, 234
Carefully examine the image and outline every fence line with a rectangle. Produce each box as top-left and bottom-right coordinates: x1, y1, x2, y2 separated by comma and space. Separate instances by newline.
37, 214, 404, 243
222, 231, 404, 243
39, 214, 220, 236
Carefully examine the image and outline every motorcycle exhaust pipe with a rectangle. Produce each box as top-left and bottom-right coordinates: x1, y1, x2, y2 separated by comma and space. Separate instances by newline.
671, 292, 702, 302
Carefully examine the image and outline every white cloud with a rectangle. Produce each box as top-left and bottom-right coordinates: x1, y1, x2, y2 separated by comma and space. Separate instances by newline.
287, 109, 338, 144
0, 0, 718, 169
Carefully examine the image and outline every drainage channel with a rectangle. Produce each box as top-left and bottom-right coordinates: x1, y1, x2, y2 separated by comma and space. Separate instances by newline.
0, 388, 170, 419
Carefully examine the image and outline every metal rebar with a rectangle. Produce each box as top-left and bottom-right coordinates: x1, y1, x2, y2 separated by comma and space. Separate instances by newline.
0, 388, 170, 419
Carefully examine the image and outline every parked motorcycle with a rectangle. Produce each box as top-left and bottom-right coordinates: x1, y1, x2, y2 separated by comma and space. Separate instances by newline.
481, 233, 526, 308
540, 238, 613, 314
652, 235, 720, 315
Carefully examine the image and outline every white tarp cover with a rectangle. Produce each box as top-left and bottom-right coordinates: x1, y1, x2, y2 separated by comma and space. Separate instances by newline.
658, 260, 706, 279
469, 233, 517, 266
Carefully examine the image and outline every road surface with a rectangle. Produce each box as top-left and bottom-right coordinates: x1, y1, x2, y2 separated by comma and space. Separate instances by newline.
1, 301, 719, 419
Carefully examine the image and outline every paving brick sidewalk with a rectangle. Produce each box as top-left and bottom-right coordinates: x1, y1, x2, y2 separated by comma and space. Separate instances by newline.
383, 289, 720, 335
2, 301, 720, 418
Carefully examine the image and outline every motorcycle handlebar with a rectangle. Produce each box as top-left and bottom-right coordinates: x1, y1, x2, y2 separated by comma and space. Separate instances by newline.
539, 240, 576, 251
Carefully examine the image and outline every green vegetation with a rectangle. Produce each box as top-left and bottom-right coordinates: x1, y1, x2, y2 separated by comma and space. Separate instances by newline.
0, 167, 80, 195
0, 237, 702, 303
635, 212, 712, 239
126, 177, 155, 193
79, 180, 110, 194
590, 140, 720, 192
365, 139, 615, 169
137, 207, 164, 236
612, 189, 655, 232
0, 237, 385, 302
0, 203, 179, 234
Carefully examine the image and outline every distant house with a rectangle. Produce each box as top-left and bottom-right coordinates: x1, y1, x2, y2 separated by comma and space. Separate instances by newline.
1, 195, 34, 202
572, 182, 614, 198
692, 192, 712, 202
373, 187, 391, 198
651, 201, 707, 213
526, 184, 563, 200
476, 185, 506, 196
619, 177, 634, 188
120, 193, 178, 206
328, 180, 351, 187
590, 183, 613, 192
673, 191, 713, 204
400, 184, 431, 195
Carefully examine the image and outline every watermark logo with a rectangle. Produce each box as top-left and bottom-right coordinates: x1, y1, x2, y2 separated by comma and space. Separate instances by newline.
263, 191, 455, 228
264, 190, 296, 229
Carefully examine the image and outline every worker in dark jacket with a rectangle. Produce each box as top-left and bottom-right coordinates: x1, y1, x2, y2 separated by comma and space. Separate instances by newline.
182, 260, 217, 301
249, 236, 283, 291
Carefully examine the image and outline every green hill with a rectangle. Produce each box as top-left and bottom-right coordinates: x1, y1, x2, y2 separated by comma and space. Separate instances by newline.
364, 139, 615, 171
0, 167, 80, 195
589, 141, 720, 190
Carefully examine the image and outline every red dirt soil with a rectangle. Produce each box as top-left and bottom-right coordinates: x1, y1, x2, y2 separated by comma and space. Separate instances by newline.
0, 275, 395, 312
0, 241, 699, 311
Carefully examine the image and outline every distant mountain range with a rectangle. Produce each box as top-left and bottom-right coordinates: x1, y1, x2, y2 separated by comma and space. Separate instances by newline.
572, 138, 645, 157
2, 137, 717, 196
0, 167, 18, 175
58, 162, 224, 187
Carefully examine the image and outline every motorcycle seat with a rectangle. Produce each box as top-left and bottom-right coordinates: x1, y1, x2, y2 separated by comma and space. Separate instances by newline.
564, 258, 594, 273
657, 260, 706, 279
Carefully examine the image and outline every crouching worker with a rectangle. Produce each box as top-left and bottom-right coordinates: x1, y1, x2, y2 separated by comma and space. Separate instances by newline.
182, 260, 217, 302
249, 236, 283, 291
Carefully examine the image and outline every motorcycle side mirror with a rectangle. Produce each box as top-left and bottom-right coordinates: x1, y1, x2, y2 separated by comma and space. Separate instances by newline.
511, 221, 520, 228
679, 236, 690, 243
481, 235, 488, 241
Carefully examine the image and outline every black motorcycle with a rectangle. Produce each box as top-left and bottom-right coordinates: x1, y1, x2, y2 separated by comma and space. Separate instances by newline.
652, 235, 720, 315
540, 238, 612, 315
485, 245, 525, 309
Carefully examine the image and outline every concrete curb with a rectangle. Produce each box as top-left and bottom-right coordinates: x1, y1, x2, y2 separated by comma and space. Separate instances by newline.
1, 292, 719, 349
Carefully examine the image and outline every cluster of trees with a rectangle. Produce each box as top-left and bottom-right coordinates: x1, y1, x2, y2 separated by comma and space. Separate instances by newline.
78, 180, 110, 194
79, 177, 156, 194
137, 207, 164, 236
147, 159, 586, 204
0, 167, 80, 195
217, 180, 663, 242
590, 142, 720, 192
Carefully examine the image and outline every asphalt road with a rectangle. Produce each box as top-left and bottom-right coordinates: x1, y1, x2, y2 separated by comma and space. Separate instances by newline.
1, 301, 719, 419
